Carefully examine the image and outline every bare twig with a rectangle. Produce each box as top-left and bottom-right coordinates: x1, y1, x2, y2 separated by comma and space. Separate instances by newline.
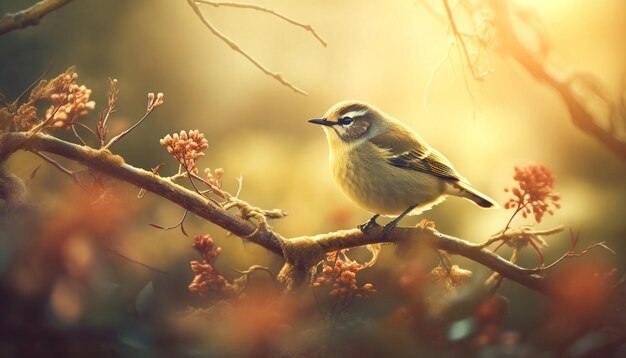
190, 172, 229, 200
14, 67, 53, 105
104, 93, 161, 149
103, 110, 151, 149
480, 225, 564, 248
75, 122, 98, 140
97, 78, 119, 147
231, 265, 276, 291
196, 0, 327, 47
186, 0, 310, 95
150, 209, 190, 237
33, 150, 81, 185
442, 0, 483, 81
71, 125, 87, 146
541, 241, 614, 271
0, 0, 73, 36
102, 245, 168, 274
234, 174, 243, 198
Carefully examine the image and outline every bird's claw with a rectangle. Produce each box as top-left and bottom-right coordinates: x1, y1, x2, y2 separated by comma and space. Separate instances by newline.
358, 214, 380, 233
378, 221, 398, 240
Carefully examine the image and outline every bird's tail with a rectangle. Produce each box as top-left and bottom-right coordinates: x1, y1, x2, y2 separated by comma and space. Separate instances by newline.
451, 181, 498, 208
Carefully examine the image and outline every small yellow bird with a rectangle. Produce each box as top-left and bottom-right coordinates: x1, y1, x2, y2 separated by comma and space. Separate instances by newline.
309, 100, 497, 236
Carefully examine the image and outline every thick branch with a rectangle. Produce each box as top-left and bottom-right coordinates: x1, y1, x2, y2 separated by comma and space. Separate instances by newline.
0, 132, 282, 254
0, 0, 73, 36
309, 226, 550, 294
491, 0, 626, 161
0, 132, 551, 294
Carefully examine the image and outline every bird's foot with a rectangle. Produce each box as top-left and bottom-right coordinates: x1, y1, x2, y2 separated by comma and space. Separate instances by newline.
378, 219, 400, 240
358, 214, 380, 233
376, 204, 418, 240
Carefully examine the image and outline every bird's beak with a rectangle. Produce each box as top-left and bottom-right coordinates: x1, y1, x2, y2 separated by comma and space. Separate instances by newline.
308, 118, 334, 127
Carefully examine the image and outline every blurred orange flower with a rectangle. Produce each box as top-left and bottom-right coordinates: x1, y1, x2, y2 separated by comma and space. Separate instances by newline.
504, 164, 561, 224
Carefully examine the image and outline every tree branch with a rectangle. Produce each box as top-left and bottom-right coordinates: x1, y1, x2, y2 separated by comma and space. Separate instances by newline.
0, 132, 553, 294
491, 0, 626, 160
0, 131, 283, 255
436, 0, 626, 161
195, 0, 327, 47
186, 0, 318, 95
310, 225, 549, 293
0, 0, 73, 36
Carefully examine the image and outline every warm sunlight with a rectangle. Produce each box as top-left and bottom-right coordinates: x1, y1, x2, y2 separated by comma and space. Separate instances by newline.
1, 0, 624, 356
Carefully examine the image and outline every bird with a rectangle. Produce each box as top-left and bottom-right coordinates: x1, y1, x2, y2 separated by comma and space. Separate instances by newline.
308, 100, 497, 237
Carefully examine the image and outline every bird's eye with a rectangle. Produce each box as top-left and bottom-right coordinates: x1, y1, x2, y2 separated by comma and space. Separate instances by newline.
338, 117, 353, 126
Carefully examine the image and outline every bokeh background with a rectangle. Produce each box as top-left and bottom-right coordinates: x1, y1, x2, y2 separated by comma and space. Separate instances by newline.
1, 0, 625, 356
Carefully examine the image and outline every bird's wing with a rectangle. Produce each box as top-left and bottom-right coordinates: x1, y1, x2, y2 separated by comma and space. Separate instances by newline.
370, 127, 465, 182
389, 148, 464, 181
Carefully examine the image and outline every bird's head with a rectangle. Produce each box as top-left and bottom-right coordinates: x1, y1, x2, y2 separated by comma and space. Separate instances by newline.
308, 100, 389, 148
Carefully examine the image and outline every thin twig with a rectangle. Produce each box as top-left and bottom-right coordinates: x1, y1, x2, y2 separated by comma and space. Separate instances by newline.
480, 224, 564, 248
186, 0, 309, 95
14, 67, 52, 105
71, 125, 87, 146
150, 209, 189, 237
33, 151, 80, 185
75, 122, 98, 139
541, 242, 615, 271
442, 0, 483, 81
234, 174, 243, 198
102, 245, 168, 274
196, 0, 327, 47
419, 0, 447, 25
170, 170, 223, 207
97, 78, 119, 147
104, 108, 153, 149
190, 172, 229, 200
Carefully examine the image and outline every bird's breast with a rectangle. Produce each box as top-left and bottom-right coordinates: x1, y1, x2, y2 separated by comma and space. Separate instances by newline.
329, 143, 446, 216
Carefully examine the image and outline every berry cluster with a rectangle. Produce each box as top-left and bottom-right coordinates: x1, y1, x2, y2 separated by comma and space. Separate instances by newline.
188, 235, 235, 297
313, 259, 375, 300
159, 130, 209, 174
204, 167, 225, 188
45, 73, 96, 128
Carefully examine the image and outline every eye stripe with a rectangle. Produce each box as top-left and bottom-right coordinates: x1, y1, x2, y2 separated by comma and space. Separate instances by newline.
341, 109, 368, 119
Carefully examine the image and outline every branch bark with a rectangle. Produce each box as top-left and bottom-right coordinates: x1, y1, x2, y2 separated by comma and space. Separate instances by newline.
0, 0, 73, 36
0, 132, 552, 295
